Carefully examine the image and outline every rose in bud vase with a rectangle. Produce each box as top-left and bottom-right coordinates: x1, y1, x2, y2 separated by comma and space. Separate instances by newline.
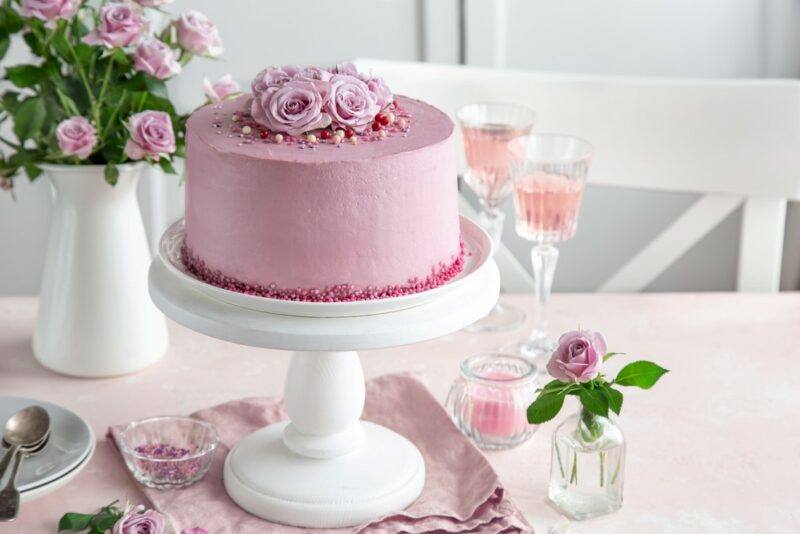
0, 0, 230, 376
527, 329, 669, 520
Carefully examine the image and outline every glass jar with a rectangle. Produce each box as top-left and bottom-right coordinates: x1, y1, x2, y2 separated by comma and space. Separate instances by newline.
549, 407, 625, 519
446, 353, 539, 450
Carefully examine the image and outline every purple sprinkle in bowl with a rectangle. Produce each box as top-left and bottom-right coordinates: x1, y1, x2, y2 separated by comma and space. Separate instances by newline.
119, 416, 218, 490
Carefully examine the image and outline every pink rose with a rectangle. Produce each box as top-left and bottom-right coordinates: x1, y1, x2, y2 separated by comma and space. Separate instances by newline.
133, 38, 181, 80
21, 0, 79, 22
324, 74, 379, 133
135, 0, 172, 6
251, 79, 331, 136
112, 506, 166, 534
124, 111, 176, 160
251, 66, 296, 95
365, 76, 393, 110
203, 74, 240, 103
83, 3, 145, 48
547, 330, 606, 383
56, 116, 97, 160
176, 10, 223, 57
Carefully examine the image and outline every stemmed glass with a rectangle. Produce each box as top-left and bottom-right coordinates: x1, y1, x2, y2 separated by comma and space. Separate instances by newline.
502, 134, 593, 359
457, 103, 536, 332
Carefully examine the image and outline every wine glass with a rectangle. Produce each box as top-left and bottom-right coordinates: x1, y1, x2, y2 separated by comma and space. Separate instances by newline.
457, 103, 536, 332
502, 134, 593, 360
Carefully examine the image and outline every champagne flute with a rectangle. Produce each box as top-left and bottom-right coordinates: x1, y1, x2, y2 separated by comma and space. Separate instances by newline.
457, 103, 536, 332
502, 134, 593, 359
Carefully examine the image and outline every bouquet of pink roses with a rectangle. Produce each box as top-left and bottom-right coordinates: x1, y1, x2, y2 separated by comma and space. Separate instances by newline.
0, 0, 234, 189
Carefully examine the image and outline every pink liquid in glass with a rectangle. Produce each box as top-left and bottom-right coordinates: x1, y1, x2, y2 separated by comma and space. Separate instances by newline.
462, 124, 531, 206
513, 171, 585, 242
468, 371, 528, 438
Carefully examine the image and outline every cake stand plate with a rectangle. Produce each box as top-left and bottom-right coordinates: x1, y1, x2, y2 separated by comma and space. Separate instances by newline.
159, 215, 491, 318
148, 221, 499, 528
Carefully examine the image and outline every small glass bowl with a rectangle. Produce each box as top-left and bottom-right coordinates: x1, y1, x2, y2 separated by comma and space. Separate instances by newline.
446, 353, 539, 450
119, 416, 218, 489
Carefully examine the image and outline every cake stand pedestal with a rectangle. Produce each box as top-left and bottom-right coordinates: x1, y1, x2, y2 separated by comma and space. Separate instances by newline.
148, 255, 499, 528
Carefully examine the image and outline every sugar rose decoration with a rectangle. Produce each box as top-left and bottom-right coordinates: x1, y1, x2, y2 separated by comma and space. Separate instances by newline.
248, 63, 394, 137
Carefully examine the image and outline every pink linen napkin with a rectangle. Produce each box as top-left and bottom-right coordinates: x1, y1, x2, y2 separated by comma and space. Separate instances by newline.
108, 374, 532, 533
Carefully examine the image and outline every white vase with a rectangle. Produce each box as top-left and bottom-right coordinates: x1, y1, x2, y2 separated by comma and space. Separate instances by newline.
32, 163, 168, 377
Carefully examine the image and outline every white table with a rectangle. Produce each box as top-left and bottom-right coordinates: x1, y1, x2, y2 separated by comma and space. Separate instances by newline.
1, 293, 798, 533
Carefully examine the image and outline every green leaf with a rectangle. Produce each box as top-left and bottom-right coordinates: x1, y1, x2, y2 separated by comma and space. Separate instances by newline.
145, 77, 168, 99
23, 162, 42, 181
527, 391, 566, 424
603, 352, 624, 362
0, 90, 20, 114
104, 163, 119, 185
58, 512, 94, 531
614, 360, 669, 389
5, 64, 48, 88
89, 509, 121, 532
0, 5, 24, 34
0, 34, 9, 62
601, 384, 624, 415
539, 379, 568, 392
578, 386, 609, 417
13, 97, 47, 142
158, 158, 176, 174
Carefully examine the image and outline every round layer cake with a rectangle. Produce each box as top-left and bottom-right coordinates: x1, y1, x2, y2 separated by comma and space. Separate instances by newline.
183, 94, 462, 301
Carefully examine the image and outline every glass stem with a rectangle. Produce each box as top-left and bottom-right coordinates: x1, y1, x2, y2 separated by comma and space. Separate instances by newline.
478, 206, 505, 257
529, 243, 559, 343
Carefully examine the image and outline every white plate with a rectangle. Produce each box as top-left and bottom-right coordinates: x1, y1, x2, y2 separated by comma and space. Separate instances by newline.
0, 397, 94, 493
21, 435, 95, 503
159, 215, 492, 318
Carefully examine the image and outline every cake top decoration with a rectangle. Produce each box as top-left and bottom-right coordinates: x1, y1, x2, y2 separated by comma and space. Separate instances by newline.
246, 62, 397, 138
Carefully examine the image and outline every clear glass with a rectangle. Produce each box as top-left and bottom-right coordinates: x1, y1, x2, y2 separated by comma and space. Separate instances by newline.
457, 103, 536, 333
502, 134, 593, 360
549, 408, 625, 520
119, 416, 218, 489
445, 353, 539, 450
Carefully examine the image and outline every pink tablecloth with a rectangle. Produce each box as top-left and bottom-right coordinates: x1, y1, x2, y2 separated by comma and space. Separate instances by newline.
1, 293, 799, 533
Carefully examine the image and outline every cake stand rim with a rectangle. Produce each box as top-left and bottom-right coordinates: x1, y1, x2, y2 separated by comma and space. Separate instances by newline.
148, 249, 500, 352
158, 214, 492, 318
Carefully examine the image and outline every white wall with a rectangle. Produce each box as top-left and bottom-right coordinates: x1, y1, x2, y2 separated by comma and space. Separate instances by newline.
1, 0, 798, 295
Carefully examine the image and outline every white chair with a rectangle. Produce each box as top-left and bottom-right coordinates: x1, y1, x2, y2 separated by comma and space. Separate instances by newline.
355, 59, 800, 292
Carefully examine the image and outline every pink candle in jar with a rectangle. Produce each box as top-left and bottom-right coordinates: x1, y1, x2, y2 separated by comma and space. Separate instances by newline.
468, 371, 530, 438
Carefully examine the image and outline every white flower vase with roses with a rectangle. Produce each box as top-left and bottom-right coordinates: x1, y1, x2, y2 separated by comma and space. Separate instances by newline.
0, 0, 235, 376
526, 329, 669, 520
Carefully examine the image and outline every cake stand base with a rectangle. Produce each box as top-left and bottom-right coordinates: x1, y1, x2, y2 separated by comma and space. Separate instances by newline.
224, 421, 424, 528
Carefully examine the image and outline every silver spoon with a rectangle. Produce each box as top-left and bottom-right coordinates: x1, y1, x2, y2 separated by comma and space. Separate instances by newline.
0, 406, 50, 521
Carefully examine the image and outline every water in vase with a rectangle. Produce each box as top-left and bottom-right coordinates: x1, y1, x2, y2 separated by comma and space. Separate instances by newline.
462, 124, 530, 207
513, 171, 585, 243
549, 411, 625, 520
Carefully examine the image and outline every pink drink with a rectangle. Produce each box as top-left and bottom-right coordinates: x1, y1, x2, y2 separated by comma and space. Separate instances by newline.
462, 124, 531, 206
513, 171, 585, 242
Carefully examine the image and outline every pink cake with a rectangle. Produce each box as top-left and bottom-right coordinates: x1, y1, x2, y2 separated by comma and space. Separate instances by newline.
183, 64, 462, 301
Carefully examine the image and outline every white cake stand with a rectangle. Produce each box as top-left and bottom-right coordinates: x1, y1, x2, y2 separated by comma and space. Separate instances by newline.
147, 220, 500, 528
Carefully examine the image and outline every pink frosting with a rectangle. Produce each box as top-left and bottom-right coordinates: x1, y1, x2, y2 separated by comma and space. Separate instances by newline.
184, 95, 460, 296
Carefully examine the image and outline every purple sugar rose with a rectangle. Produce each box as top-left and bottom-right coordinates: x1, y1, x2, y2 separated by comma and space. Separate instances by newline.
546, 330, 606, 383
325, 74, 379, 133
365, 76, 393, 110
176, 10, 223, 57
251, 79, 332, 136
112, 505, 166, 534
56, 116, 97, 159
251, 66, 296, 95
204, 74, 240, 103
133, 38, 181, 80
124, 111, 176, 160
135, 0, 172, 6
21, 0, 79, 23
331, 61, 358, 76
83, 3, 145, 49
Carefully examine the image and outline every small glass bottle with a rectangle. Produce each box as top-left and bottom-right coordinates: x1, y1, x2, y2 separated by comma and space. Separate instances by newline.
549, 408, 625, 519
446, 353, 539, 450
